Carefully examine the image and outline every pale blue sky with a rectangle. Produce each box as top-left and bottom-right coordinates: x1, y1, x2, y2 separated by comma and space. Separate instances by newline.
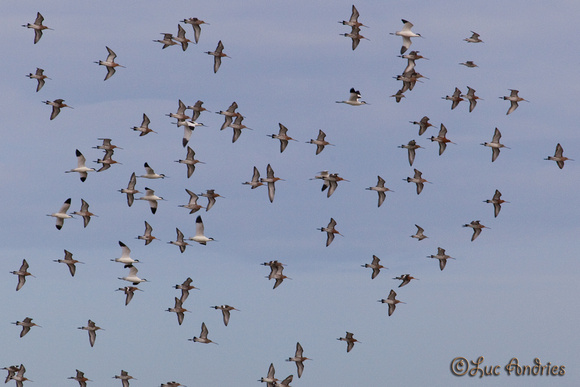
1, 1, 579, 386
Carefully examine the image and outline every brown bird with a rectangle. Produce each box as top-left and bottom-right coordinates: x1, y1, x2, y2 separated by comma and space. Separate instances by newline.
337, 331, 359, 352
398, 139, 423, 166
11, 259, 34, 291
205, 40, 230, 73
116, 286, 142, 306
306, 129, 333, 155
484, 189, 508, 217
361, 255, 386, 279
409, 116, 434, 136
545, 143, 573, 169
427, 247, 455, 271
378, 289, 405, 316
318, 218, 342, 246
429, 124, 455, 155
462, 220, 489, 241
12, 317, 40, 338
53, 249, 84, 276
393, 274, 418, 288
366, 176, 392, 207
286, 342, 311, 378
26, 68, 50, 92
68, 369, 91, 387
42, 99, 72, 120
23, 12, 52, 44
175, 277, 198, 303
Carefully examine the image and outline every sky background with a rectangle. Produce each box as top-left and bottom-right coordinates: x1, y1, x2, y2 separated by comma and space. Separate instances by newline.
1, 1, 579, 386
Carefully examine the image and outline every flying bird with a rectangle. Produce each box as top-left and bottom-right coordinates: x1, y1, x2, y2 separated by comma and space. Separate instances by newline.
390, 19, 421, 54
286, 342, 311, 378
188, 215, 215, 245
137, 187, 164, 214
175, 277, 198, 303
65, 149, 95, 182
12, 317, 40, 338
393, 274, 418, 288
119, 265, 148, 285
429, 124, 455, 155
181, 17, 209, 43
462, 220, 489, 241
168, 228, 190, 253
269, 123, 297, 153
153, 33, 178, 49
306, 129, 333, 155
338, 332, 359, 352
464, 31, 483, 43
398, 140, 423, 166
175, 147, 204, 178
166, 297, 189, 325
481, 127, 509, 162
260, 164, 284, 203
378, 289, 405, 316
179, 189, 203, 214
47, 198, 73, 230
336, 88, 368, 105
318, 218, 342, 247
242, 166, 264, 189
545, 143, 573, 169
341, 25, 369, 50
366, 176, 392, 207
77, 320, 102, 347
173, 24, 192, 51
188, 322, 217, 344
205, 40, 230, 73
461, 86, 482, 112
361, 255, 386, 279
68, 369, 91, 387
404, 168, 430, 195
71, 199, 97, 228
339, 5, 368, 28
113, 370, 136, 387
118, 172, 140, 207
484, 189, 509, 217
111, 241, 140, 268
211, 305, 240, 326
53, 249, 84, 276
442, 87, 463, 110
500, 89, 528, 115
23, 12, 52, 44
43, 98, 72, 120
136, 221, 158, 245
409, 116, 434, 136
116, 286, 142, 306
26, 68, 50, 92
95, 46, 124, 80
427, 247, 455, 271
411, 224, 428, 241
259, 363, 279, 387
132, 113, 156, 136
200, 189, 223, 211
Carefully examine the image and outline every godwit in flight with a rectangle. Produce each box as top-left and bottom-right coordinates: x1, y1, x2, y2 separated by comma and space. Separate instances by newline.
188, 215, 214, 245
260, 164, 284, 203
154, 33, 178, 49
71, 199, 97, 228
270, 123, 297, 153
481, 127, 509, 162
409, 116, 434, 136
274, 375, 293, 387
398, 140, 423, 166
187, 100, 211, 121
179, 189, 203, 214
361, 255, 385, 279
429, 124, 455, 155
132, 114, 156, 136
119, 172, 139, 207
461, 86, 482, 112
53, 250, 83, 277
181, 17, 209, 43
500, 89, 528, 115
176, 147, 204, 178
464, 31, 483, 43
188, 322, 217, 344
267, 264, 290, 289
95, 46, 124, 81
68, 369, 91, 387
26, 68, 50, 92
111, 241, 139, 268
9, 365, 30, 387
318, 218, 342, 247
338, 332, 359, 352
136, 221, 158, 245
173, 25, 192, 51
341, 25, 369, 50
77, 320, 102, 347
442, 87, 463, 110
366, 176, 392, 207
411, 224, 428, 241
484, 189, 508, 217
390, 19, 421, 54
404, 168, 430, 195
459, 60, 478, 68
463, 220, 489, 241
116, 286, 142, 306
65, 149, 95, 182
205, 40, 230, 73
545, 143, 573, 169
242, 166, 264, 189
228, 115, 252, 143
339, 5, 368, 28
166, 100, 190, 122
378, 289, 405, 316
393, 274, 418, 288
259, 363, 278, 386
427, 247, 455, 271
200, 189, 222, 211
307, 129, 333, 155
167, 297, 189, 325
211, 305, 240, 326
93, 138, 122, 151
168, 228, 190, 253
175, 277, 198, 303
43, 99, 72, 120
390, 89, 405, 103
286, 342, 311, 378
216, 102, 241, 130
12, 317, 40, 338
336, 88, 368, 105
113, 370, 135, 387
23, 12, 52, 44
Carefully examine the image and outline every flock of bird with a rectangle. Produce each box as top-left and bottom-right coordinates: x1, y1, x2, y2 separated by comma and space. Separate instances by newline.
9, 5, 574, 387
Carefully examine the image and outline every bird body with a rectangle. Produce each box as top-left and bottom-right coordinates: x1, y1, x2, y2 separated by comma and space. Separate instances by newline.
47, 198, 73, 230
65, 150, 94, 182
545, 143, 573, 169
481, 127, 509, 162
23, 12, 52, 44
95, 46, 124, 80
188, 215, 214, 245
378, 289, 405, 316
361, 255, 385, 279
78, 320, 102, 347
